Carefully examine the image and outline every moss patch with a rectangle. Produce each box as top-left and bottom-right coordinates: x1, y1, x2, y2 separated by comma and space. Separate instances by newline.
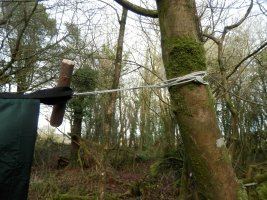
166, 37, 206, 78
178, 125, 215, 199
169, 89, 194, 116
221, 146, 232, 164
205, 86, 216, 107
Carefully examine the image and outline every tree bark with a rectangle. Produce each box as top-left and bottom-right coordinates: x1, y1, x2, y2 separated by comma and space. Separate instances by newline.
100, 8, 128, 200
156, 0, 245, 199
70, 97, 84, 167
103, 8, 128, 147
218, 43, 239, 160
114, 0, 158, 18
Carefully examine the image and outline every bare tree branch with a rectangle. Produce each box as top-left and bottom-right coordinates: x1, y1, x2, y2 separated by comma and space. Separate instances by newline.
114, 0, 158, 18
227, 41, 267, 79
257, 0, 267, 16
222, 0, 253, 39
202, 33, 220, 45
98, 0, 120, 22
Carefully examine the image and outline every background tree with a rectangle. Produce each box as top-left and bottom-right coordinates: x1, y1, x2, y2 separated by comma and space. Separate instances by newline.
201, 0, 267, 170
62, 23, 97, 166
69, 67, 96, 166
115, 0, 245, 199
0, 1, 62, 92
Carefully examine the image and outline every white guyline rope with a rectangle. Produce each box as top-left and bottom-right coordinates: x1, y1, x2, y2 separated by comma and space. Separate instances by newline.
73, 71, 208, 96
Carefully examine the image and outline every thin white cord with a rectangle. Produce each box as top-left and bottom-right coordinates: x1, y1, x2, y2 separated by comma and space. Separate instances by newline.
73, 71, 208, 96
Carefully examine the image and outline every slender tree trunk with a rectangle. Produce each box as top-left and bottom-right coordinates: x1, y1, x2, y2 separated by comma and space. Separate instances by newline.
218, 43, 239, 160
118, 94, 127, 146
139, 94, 147, 150
70, 97, 84, 167
160, 101, 176, 152
128, 101, 138, 148
156, 0, 245, 199
100, 8, 128, 200
103, 8, 128, 147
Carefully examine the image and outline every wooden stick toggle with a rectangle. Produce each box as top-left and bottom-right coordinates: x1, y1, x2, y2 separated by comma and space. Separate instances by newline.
50, 59, 74, 127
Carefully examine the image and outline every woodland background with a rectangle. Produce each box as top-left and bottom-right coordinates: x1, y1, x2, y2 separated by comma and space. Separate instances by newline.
0, 0, 267, 199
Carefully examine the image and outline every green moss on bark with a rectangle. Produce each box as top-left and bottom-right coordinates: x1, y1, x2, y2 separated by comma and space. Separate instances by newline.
205, 86, 216, 107
179, 125, 215, 199
166, 37, 206, 78
165, 37, 208, 116
170, 91, 193, 116
222, 147, 231, 164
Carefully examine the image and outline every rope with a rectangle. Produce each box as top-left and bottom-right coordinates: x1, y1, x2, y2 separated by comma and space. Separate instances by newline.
73, 71, 208, 96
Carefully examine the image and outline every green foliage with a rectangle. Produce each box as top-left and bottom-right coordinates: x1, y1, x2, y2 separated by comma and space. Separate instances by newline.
256, 182, 267, 200
29, 170, 97, 200
68, 66, 97, 118
65, 23, 82, 47
108, 148, 150, 169
237, 182, 248, 200
150, 150, 184, 178
135, 150, 151, 161
72, 67, 97, 93
8, 3, 56, 49
6, 3, 57, 43
51, 193, 92, 200
0, 1, 58, 91
30, 173, 59, 199
34, 134, 70, 169
128, 155, 181, 199
248, 182, 267, 200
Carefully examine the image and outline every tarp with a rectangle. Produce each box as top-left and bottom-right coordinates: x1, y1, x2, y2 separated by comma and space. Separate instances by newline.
0, 99, 40, 200
0, 87, 72, 200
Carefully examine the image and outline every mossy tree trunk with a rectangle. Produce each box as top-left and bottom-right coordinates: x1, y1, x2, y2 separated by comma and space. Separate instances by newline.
70, 96, 84, 167
156, 0, 244, 199
114, 0, 247, 198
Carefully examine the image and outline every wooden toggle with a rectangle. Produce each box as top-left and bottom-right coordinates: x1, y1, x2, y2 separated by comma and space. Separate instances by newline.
50, 59, 74, 127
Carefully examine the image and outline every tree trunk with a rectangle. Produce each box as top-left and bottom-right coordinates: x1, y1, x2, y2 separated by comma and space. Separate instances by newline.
128, 100, 138, 148
218, 43, 240, 160
156, 0, 245, 199
103, 8, 128, 147
70, 97, 84, 167
99, 8, 128, 200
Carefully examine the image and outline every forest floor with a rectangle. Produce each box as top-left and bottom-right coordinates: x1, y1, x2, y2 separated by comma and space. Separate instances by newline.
28, 160, 179, 200
28, 137, 267, 200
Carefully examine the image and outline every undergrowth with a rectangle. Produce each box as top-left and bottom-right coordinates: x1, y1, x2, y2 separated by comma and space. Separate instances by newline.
30, 137, 267, 199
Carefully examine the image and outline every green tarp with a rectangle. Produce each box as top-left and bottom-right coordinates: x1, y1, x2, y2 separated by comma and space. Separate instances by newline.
0, 99, 40, 200
0, 87, 72, 200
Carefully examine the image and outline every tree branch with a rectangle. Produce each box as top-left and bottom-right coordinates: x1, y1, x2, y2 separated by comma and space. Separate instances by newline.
2, 1, 38, 75
222, 0, 253, 38
257, 0, 267, 16
226, 41, 267, 79
202, 33, 221, 45
114, 0, 158, 18
98, 0, 120, 22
